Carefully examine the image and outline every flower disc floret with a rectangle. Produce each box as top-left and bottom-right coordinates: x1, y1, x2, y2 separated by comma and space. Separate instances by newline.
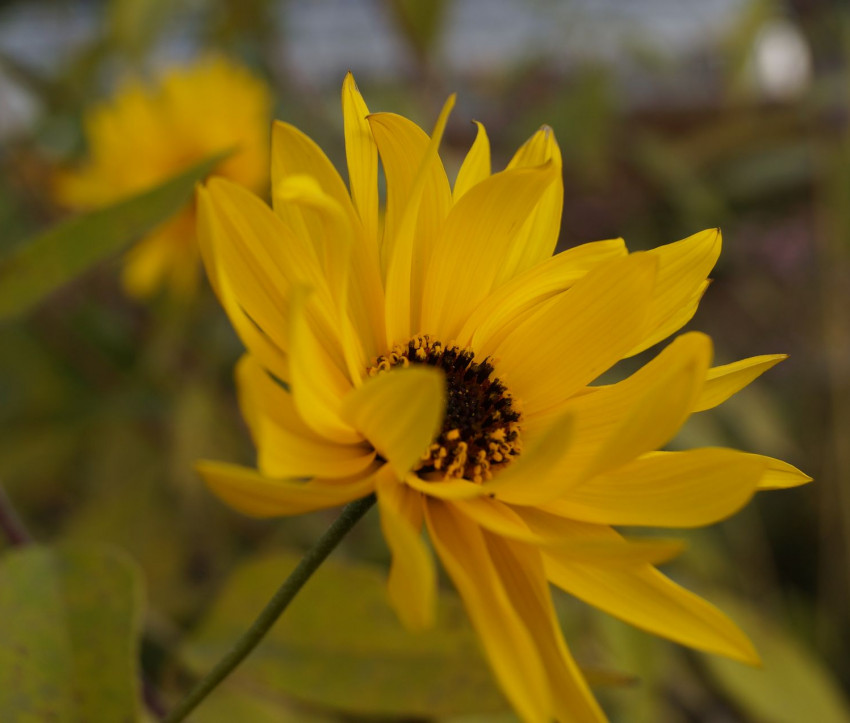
367, 335, 521, 483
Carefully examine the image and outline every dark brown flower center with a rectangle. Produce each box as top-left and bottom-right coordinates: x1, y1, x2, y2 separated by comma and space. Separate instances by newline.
367, 335, 522, 483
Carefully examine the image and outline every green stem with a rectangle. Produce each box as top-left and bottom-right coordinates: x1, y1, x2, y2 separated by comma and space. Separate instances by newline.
163, 494, 377, 723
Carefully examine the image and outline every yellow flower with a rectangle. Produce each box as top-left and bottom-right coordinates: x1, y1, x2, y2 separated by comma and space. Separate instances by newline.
56, 56, 270, 299
196, 74, 810, 722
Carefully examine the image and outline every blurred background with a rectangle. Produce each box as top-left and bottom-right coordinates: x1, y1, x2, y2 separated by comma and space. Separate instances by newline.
0, 0, 846, 721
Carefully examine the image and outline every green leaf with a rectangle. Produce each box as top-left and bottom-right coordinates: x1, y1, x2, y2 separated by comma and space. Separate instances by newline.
0, 545, 145, 722
705, 596, 850, 723
181, 552, 510, 718
0, 151, 228, 320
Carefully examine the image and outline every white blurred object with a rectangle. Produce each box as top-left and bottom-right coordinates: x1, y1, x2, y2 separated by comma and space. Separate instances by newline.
750, 18, 812, 101
0, 67, 40, 143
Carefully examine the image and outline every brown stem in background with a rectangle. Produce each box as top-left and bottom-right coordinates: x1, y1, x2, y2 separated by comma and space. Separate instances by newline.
0, 481, 33, 547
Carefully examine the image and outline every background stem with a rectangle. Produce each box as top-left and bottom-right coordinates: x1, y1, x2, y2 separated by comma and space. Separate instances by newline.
0, 481, 32, 547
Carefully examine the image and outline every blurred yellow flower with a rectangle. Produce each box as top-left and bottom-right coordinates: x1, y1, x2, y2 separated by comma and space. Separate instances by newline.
57, 57, 271, 299
195, 74, 810, 722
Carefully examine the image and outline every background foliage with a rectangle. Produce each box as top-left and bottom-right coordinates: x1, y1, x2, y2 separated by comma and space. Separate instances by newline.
0, 0, 846, 720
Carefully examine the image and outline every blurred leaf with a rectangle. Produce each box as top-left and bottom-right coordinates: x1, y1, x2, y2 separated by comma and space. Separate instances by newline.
182, 552, 510, 718
0, 151, 228, 320
705, 596, 850, 723
0, 546, 144, 722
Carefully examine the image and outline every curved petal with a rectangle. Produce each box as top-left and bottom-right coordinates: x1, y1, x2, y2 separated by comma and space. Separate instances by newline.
544, 550, 760, 665
271, 119, 358, 234
496, 125, 564, 284
371, 98, 455, 343
375, 468, 436, 630
275, 174, 370, 379
197, 186, 289, 383
529, 332, 713, 487
493, 253, 657, 420
236, 355, 376, 479
289, 287, 361, 444
424, 501, 552, 723
549, 448, 766, 527
197, 460, 377, 517
459, 238, 627, 350
421, 161, 560, 342
453, 121, 490, 201
576, 331, 712, 481
626, 228, 722, 357
199, 180, 293, 352
272, 121, 386, 357
340, 366, 445, 478
695, 354, 787, 412
455, 498, 686, 565
483, 532, 606, 723
342, 72, 379, 244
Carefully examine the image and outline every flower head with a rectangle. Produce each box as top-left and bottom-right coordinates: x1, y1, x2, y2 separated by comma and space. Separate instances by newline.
57, 56, 270, 299
196, 74, 810, 722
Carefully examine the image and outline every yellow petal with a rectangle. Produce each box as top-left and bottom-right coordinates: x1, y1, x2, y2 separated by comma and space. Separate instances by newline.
371, 98, 455, 342
421, 161, 560, 342
525, 332, 711, 489
271, 121, 386, 356
695, 354, 787, 412
550, 448, 766, 527
544, 551, 760, 665
481, 411, 575, 505
289, 286, 361, 444
204, 176, 356, 373
375, 468, 436, 630
455, 498, 686, 565
403, 474, 488, 500
453, 121, 491, 201
483, 532, 606, 723
342, 72, 379, 243
580, 331, 712, 480
197, 460, 376, 517
459, 237, 627, 350
197, 185, 290, 383
752, 455, 812, 489
496, 125, 564, 284
493, 253, 657, 420
368, 110, 453, 276
201, 180, 293, 350
271, 119, 358, 236
274, 174, 371, 381
340, 365, 445, 478
425, 501, 552, 723
236, 355, 376, 478
626, 228, 722, 357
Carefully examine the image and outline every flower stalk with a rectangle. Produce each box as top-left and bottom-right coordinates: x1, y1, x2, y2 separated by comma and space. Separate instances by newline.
163, 493, 377, 723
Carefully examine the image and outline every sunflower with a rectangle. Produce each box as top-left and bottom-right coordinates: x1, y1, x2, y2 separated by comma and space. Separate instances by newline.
195, 74, 810, 722
56, 56, 270, 299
